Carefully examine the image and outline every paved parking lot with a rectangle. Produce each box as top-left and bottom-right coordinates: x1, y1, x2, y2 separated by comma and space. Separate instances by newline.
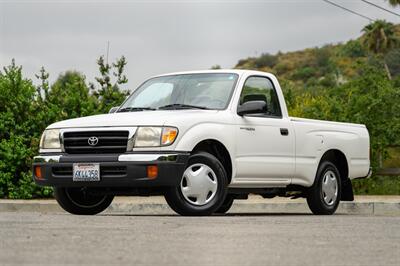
0, 212, 399, 265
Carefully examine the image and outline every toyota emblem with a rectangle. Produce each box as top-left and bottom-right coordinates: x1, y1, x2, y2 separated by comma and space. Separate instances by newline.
88, 136, 99, 146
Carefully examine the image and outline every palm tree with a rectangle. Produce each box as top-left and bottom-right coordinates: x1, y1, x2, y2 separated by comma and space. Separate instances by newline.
387, 0, 400, 7
362, 20, 398, 79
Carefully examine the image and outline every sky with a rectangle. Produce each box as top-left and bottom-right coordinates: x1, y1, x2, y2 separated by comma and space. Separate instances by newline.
1, 0, 400, 90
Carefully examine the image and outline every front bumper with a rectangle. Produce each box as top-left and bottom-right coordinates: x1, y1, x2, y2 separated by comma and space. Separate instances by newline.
32, 152, 189, 188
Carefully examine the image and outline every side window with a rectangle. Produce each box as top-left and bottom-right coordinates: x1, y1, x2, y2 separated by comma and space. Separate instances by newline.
239, 76, 282, 117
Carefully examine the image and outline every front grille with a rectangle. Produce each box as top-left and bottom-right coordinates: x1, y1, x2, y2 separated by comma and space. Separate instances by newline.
52, 166, 127, 177
63, 131, 129, 154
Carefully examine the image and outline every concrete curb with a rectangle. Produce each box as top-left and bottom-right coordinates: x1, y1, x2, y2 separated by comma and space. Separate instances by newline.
1, 198, 399, 215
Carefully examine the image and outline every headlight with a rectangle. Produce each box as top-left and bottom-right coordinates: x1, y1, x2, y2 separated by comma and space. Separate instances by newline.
40, 129, 61, 149
134, 127, 178, 147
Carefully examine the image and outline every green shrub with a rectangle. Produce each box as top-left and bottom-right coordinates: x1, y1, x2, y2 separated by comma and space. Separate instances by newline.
0, 58, 129, 199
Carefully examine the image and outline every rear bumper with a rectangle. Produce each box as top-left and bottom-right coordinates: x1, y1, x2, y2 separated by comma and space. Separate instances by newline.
32, 152, 189, 188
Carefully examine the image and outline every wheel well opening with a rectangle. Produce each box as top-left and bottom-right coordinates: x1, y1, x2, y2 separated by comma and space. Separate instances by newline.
320, 149, 349, 181
192, 139, 232, 183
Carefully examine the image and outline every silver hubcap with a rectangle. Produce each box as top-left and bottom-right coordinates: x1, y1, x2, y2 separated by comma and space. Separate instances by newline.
180, 163, 218, 206
321, 170, 338, 206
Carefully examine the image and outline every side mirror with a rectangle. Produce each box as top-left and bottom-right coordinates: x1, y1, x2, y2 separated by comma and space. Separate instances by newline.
109, 106, 119, 114
237, 101, 266, 116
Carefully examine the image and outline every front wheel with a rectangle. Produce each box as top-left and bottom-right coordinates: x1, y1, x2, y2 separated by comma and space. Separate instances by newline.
164, 152, 228, 216
215, 195, 234, 214
307, 161, 341, 215
54, 187, 114, 215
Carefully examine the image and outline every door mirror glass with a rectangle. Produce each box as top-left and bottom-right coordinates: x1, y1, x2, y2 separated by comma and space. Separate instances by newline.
109, 106, 119, 114
237, 101, 266, 116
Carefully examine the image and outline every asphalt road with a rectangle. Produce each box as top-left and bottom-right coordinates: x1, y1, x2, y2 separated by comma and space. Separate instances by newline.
0, 212, 399, 266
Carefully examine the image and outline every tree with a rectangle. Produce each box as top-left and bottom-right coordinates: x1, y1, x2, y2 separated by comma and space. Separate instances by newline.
362, 20, 399, 79
0, 60, 52, 198
385, 49, 400, 77
210, 64, 221, 69
91, 56, 129, 113
254, 53, 278, 68
35, 67, 50, 102
47, 71, 97, 120
387, 0, 400, 7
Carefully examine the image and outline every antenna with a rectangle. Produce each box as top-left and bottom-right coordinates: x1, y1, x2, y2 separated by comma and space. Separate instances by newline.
106, 41, 110, 65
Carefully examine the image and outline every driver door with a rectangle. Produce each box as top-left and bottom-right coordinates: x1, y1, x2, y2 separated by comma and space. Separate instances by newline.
234, 76, 295, 186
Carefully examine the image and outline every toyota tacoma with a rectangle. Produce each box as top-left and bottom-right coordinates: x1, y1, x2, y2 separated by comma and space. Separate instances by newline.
33, 70, 371, 215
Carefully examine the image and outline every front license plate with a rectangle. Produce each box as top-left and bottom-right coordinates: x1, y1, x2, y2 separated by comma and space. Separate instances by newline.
73, 163, 100, 182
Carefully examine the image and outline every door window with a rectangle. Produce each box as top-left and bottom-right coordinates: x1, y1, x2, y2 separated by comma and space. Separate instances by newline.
239, 76, 282, 117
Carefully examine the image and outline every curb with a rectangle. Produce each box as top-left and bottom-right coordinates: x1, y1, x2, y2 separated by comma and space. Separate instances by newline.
1, 200, 399, 215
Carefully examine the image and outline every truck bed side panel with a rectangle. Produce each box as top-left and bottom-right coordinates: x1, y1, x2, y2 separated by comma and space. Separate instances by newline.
291, 117, 370, 187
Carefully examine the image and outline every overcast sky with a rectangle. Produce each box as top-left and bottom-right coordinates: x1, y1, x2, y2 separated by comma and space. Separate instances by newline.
1, 0, 400, 90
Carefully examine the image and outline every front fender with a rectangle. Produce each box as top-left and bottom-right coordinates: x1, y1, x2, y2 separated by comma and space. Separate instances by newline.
175, 122, 237, 179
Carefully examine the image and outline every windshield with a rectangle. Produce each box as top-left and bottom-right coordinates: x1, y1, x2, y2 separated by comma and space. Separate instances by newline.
119, 73, 238, 111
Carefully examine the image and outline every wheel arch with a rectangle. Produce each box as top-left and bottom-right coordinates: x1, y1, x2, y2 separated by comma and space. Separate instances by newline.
318, 149, 353, 201
191, 139, 233, 184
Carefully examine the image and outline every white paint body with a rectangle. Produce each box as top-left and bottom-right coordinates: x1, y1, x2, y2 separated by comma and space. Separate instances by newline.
47, 70, 370, 188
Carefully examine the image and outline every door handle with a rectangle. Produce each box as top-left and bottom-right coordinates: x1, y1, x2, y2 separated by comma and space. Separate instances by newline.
280, 128, 289, 136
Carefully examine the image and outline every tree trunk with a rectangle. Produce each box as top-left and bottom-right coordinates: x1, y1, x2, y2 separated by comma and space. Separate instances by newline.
384, 61, 392, 80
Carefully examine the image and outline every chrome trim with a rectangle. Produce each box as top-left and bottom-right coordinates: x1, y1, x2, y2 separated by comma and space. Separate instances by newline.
33, 155, 62, 163
39, 148, 62, 153
118, 154, 179, 162
355, 167, 372, 179
59, 127, 137, 152
366, 167, 372, 179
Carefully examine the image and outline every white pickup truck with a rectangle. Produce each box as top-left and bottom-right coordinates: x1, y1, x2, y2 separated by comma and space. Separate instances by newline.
33, 70, 371, 216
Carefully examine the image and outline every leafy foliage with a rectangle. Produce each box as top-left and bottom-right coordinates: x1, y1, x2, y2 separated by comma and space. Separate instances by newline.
387, 0, 400, 7
362, 20, 398, 55
91, 56, 130, 113
0, 56, 129, 198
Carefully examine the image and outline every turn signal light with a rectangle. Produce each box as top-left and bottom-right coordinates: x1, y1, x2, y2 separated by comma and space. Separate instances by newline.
161, 127, 178, 146
34, 166, 43, 180
147, 165, 158, 179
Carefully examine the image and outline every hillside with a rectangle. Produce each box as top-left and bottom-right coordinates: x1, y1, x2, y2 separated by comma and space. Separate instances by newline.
234, 25, 400, 92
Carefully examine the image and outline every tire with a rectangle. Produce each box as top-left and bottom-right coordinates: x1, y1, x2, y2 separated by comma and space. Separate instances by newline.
307, 161, 341, 215
215, 195, 234, 214
164, 152, 228, 216
54, 187, 114, 215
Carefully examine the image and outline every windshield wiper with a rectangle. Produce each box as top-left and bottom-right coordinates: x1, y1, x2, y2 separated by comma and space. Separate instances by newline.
158, 104, 209, 110
117, 107, 156, 112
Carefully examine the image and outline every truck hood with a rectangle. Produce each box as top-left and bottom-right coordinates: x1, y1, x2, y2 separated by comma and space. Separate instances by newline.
47, 110, 219, 129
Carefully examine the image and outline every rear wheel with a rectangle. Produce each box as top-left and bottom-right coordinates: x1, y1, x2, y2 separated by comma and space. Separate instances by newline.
307, 161, 341, 215
54, 187, 114, 215
164, 152, 228, 216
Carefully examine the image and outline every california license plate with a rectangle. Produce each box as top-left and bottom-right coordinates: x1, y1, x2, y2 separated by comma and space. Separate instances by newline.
73, 163, 100, 181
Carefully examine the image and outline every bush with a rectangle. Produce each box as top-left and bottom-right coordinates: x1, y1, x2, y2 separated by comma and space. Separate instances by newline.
254, 53, 278, 68
0, 58, 129, 199
0, 61, 50, 198
353, 176, 400, 195
385, 49, 400, 78
292, 67, 317, 80
340, 40, 366, 58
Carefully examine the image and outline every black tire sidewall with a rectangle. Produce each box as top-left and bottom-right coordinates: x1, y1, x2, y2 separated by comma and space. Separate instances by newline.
54, 187, 114, 215
165, 152, 228, 216
307, 161, 341, 215
215, 194, 234, 214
